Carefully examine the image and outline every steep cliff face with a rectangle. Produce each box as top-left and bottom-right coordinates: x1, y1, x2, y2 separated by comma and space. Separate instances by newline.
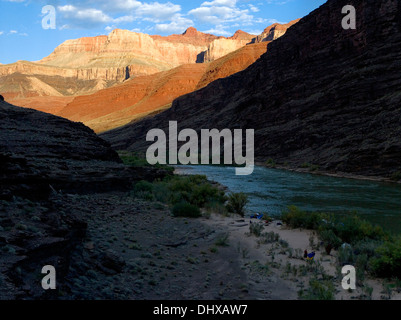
39, 29, 209, 70
0, 62, 127, 101
57, 42, 269, 133
253, 19, 301, 43
101, 0, 401, 179
2, 23, 296, 101
203, 38, 252, 62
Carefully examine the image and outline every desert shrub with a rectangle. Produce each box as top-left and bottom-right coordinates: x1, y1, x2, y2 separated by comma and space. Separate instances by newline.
318, 229, 342, 250
205, 201, 229, 216
279, 239, 289, 248
152, 182, 171, 203
299, 278, 335, 300
133, 180, 154, 193
215, 233, 230, 247
171, 202, 201, 218
165, 175, 226, 207
329, 214, 386, 244
356, 254, 368, 283
282, 207, 388, 246
369, 237, 401, 278
147, 175, 226, 211
258, 232, 280, 244
353, 239, 383, 258
190, 183, 223, 207
249, 223, 264, 237
226, 192, 249, 217
119, 152, 149, 167
337, 245, 355, 266
132, 180, 155, 200
281, 206, 326, 230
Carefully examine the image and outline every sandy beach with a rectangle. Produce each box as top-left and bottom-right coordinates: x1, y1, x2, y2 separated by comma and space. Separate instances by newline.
200, 213, 401, 300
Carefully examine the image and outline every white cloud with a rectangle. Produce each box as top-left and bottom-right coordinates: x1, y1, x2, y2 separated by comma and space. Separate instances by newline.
155, 13, 193, 34
5, 30, 28, 36
108, 0, 142, 11
57, 1, 183, 29
113, 15, 136, 24
58, 5, 76, 13
266, 0, 291, 5
58, 5, 113, 28
201, 0, 237, 7
202, 25, 231, 36
0, 31, 3, 36
189, 5, 253, 25
135, 2, 181, 22
249, 4, 260, 12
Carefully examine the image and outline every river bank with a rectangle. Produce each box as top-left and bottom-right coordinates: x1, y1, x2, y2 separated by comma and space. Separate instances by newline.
199, 213, 401, 300
174, 164, 401, 234
256, 162, 401, 185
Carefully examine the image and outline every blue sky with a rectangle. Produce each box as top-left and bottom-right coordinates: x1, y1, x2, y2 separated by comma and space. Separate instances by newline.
0, 0, 326, 64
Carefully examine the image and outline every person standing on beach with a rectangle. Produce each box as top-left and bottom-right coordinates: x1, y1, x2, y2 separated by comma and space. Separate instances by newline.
304, 250, 308, 259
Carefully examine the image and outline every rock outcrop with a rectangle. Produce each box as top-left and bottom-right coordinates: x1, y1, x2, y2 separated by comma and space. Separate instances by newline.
101, 0, 401, 179
0, 100, 169, 299
57, 42, 269, 133
202, 38, 253, 62
0, 101, 168, 199
252, 19, 301, 43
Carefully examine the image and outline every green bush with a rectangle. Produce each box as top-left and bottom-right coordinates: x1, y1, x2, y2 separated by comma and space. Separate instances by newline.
133, 180, 154, 193
164, 175, 226, 207
152, 182, 171, 203
132, 180, 155, 200
282, 207, 387, 245
281, 206, 326, 230
319, 229, 342, 250
281, 206, 401, 279
370, 237, 401, 278
226, 192, 249, 217
299, 278, 335, 300
136, 175, 226, 211
171, 202, 201, 218
353, 239, 383, 258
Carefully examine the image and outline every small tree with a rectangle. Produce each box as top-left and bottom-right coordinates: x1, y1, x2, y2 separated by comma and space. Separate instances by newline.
226, 192, 249, 217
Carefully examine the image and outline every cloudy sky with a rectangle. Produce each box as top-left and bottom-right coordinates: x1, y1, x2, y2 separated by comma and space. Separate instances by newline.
0, 0, 326, 64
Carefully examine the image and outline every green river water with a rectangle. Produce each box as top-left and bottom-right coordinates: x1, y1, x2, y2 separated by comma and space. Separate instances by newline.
175, 165, 401, 234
